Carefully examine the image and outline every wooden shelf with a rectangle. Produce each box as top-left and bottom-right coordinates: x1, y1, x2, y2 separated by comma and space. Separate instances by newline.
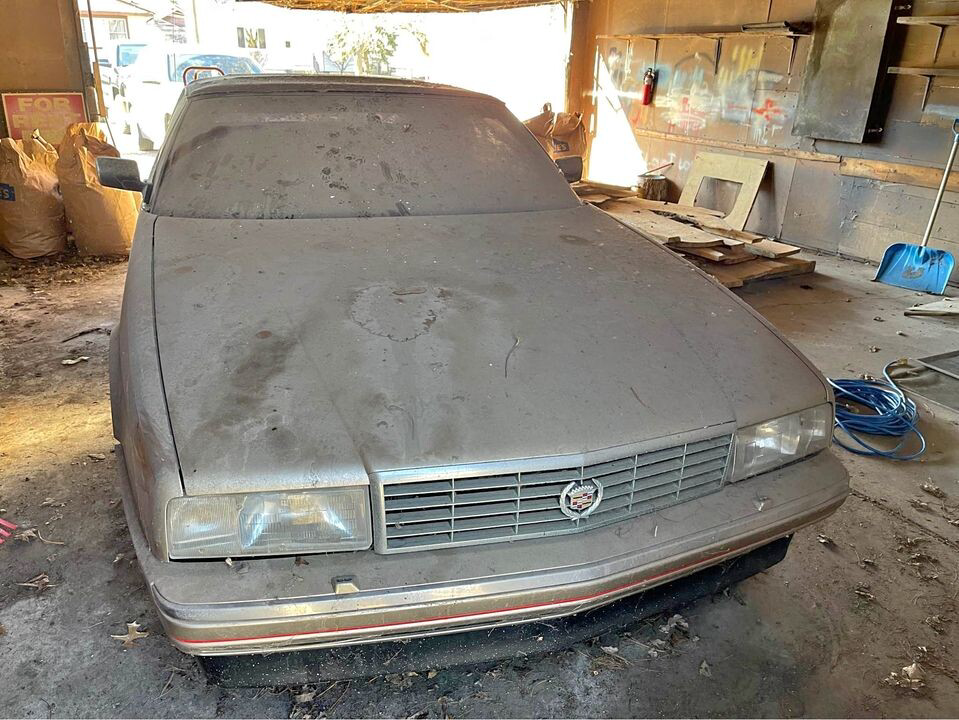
599, 30, 807, 41
888, 66, 959, 77
895, 16, 959, 62
598, 26, 809, 74
887, 67, 959, 109
897, 15, 959, 26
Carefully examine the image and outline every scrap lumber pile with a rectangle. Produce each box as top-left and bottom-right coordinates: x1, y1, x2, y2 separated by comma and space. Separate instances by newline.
575, 190, 815, 289
574, 151, 814, 288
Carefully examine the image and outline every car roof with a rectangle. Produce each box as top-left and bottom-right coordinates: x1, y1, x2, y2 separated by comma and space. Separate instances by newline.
183, 74, 498, 102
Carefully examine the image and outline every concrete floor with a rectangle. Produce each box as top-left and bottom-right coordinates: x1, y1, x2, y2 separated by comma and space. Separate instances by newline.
1, 251, 957, 718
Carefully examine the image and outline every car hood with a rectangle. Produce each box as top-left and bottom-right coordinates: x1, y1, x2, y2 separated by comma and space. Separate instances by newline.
152, 206, 827, 495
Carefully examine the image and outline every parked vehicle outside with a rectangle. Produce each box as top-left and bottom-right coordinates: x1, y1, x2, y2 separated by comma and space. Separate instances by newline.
100, 75, 848, 675
114, 42, 146, 69
118, 46, 261, 150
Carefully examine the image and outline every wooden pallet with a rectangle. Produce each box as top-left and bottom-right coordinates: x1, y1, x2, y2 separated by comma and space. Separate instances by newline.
688, 255, 817, 288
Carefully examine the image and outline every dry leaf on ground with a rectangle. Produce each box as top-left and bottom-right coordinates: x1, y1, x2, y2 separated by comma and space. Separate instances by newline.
111, 621, 150, 647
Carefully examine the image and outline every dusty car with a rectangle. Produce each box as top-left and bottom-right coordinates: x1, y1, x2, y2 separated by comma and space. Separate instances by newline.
99, 75, 848, 681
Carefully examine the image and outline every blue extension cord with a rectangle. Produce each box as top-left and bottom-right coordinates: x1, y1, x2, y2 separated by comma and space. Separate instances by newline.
827, 360, 926, 460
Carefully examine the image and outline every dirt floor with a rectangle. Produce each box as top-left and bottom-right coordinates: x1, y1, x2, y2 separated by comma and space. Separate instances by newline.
1, 249, 958, 718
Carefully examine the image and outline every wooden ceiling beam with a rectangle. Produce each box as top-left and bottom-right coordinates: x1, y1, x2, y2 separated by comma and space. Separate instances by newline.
249, 0, 566, 12
424, 0, 468, 11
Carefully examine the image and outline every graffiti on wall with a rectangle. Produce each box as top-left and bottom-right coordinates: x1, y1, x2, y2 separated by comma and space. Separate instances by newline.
601, 37, 797, 147
661, 60, 713, 133
749, 89, 796, 144
646, 151, 693, 174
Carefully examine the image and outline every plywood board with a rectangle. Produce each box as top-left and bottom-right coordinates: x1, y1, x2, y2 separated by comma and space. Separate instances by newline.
603, 207, 728, 247
630, 127, 842, 162
744, 239, 802, 258
652, 209, 764, 243
835, 175, 959, 263
780, 159, 843, 254
709, 36, 765, 145
603, 197, 766, 243
601, 197, 725, 218
793, 0, 896, 142
917, 350, 959, 381
662, 0, 770, 30
678, 152, 769, 230
896, 367, 959, 413
602, 209, 681, 244
905, 298, 959, 316
649, 36, 722, 138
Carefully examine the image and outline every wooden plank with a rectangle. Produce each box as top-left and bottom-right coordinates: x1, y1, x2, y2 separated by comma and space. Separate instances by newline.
888, 66, 959, 77
671, 217, 763, 244
573, 181, 640, 198
604, 197, 764, 244
643, 207, 765, 244
619, 207, 746, 247
897, 15, 959, 25
743, 239, 801, 259
679, 152, 769, 231
676, 246, 727, 262
602, 206, 734, 247
632, 211, 728, 247
605, 197, 726, 219
630, 127, 842, 164
839, 156, 959, 193
671, 234, 745, 249
678, 245, 755, 264
692, 256, 816, 288
577, 193, 615, 204
905, 298, 959, 316
596, 30, 809, 40
702, 225, 765, 244
603, 210, 681, 245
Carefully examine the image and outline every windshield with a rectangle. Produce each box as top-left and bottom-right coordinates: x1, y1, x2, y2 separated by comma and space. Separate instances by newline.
151, 92, 579, 219
116, 44, 144, 67
169, 54, 260, 82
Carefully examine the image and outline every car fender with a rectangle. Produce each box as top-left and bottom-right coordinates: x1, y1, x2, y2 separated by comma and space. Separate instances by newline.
111, 211, 185, 559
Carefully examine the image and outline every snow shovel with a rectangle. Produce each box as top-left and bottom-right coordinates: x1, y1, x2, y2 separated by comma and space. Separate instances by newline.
875, 118, 958, 295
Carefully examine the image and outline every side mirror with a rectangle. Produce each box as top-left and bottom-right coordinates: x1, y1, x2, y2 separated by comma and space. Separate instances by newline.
555, 155, 583, 184
96, 157, 145, 192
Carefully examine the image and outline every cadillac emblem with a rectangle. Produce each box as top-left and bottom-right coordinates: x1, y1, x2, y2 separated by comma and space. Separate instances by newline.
559, 479, 603, 519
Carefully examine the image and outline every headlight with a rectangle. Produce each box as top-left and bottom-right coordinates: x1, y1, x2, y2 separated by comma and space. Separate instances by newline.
731, 404, 832, 482
167, 487, 371, 559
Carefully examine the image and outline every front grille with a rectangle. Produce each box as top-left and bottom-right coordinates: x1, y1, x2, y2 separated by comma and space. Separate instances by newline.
379, 434, 732, 552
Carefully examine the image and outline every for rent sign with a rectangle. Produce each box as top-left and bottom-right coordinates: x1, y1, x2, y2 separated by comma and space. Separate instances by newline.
2, 92, 87, 143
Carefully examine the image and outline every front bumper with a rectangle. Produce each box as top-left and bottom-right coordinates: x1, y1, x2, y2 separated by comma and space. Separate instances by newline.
204, 535, 793, 686
118, 449, 847, 657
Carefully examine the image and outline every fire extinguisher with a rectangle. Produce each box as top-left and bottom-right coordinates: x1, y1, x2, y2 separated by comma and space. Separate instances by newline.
641, 68, 656, 106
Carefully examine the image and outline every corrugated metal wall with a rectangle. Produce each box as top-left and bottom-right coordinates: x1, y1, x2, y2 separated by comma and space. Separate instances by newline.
568, 0, 959, 265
